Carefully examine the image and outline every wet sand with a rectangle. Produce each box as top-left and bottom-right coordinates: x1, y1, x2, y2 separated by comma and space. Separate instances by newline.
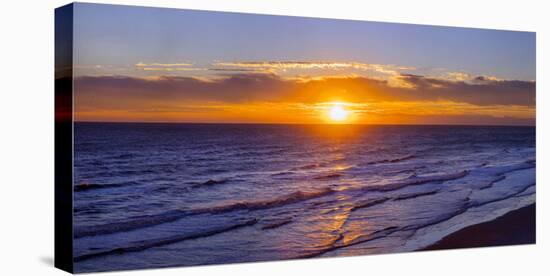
423, 204, 536, 251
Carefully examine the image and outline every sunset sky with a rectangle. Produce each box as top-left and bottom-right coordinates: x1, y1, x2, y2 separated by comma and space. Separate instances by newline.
72, 3, 536, 125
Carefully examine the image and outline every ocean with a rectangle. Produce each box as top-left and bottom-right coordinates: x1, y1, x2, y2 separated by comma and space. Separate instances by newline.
73, 123, 536, 272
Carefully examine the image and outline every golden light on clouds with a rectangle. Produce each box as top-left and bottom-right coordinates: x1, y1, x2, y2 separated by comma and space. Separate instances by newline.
73, 67, 535, 126
75, 99, 535, 125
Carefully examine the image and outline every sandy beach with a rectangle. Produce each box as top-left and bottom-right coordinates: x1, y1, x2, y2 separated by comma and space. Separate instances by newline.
423, 203, 536, 251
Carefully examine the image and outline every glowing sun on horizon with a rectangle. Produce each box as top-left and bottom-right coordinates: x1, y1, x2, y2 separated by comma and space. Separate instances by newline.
328, 103, 349, 122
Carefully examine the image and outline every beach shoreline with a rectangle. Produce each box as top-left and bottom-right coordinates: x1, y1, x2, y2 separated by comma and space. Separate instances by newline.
422, 203, 536, 251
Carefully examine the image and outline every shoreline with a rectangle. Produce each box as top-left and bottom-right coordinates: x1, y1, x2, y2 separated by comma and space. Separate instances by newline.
422, 203, 536, 251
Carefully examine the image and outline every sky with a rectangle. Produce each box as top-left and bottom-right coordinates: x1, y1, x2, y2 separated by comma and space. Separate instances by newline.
72, 3, 536, 125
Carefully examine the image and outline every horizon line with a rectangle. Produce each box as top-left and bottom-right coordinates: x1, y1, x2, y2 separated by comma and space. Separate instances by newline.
73, 120, 536, 127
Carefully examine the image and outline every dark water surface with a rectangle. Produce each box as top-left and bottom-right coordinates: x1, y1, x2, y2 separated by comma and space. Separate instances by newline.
73, 123, 535, 272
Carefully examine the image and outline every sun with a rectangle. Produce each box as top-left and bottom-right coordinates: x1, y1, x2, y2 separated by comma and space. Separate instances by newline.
329, 103, 349, 122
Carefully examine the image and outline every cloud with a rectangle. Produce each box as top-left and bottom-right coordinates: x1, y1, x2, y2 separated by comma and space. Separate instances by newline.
208, 68, 272, 73
74, 74, 291, 110
135, 62, 193, 67
140, 67, 206, 71
134, 62, 205, 72
74, 73, 535, 108
445, 72, 471, 82
393, 74, 535, 105
212, 61, 414, 75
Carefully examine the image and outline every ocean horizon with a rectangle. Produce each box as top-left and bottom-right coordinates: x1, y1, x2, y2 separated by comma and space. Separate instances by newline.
74, 121, 537, 127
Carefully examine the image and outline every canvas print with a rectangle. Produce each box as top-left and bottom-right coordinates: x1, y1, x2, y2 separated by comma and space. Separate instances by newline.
55, 2, 536, 273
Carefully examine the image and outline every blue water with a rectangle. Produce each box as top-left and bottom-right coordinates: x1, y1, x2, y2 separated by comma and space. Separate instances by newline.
73, 123, 536, 272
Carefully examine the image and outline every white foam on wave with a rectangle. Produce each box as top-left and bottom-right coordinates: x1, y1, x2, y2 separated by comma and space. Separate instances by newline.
399, 168, 535, 251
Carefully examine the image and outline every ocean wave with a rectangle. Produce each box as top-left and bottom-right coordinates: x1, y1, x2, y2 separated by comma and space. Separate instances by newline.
478, 175, 506, 190
74, 170, 469, 238
73, 163, 529, 239
291, 163, 323, 171
261, 217, 293, 230
364, 154, 416, 166
191, 178, 230, 188
193, 187, 336, 214
468, 183, 535, 208
354, 170, 469, 193
270, 171, 295, 177
75, 187, 335, 238
400, 183, 536, 251
74, 209, 188, 238
390, 154, 416, 163
394, 190, 440, 201
350, 197, 390, 211
74, 182, 136, 192
299, 226, 401, 258
383, 165, 427, 176
314, 173, 343, 180
484, 161, 534, 176
74, 218, 258, 262
290, 157, 347, 172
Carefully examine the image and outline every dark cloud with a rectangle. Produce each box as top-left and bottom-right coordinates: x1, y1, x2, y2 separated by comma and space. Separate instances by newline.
395, 74, 535, 105
74, 73, 535, 112
75, 74, 291, 110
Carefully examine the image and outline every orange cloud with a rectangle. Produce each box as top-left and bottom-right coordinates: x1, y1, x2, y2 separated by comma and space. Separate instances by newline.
72, 73, 535, 125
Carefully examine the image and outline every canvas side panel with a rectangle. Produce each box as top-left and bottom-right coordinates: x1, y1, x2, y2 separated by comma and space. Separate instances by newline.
55, 3, 74, 273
